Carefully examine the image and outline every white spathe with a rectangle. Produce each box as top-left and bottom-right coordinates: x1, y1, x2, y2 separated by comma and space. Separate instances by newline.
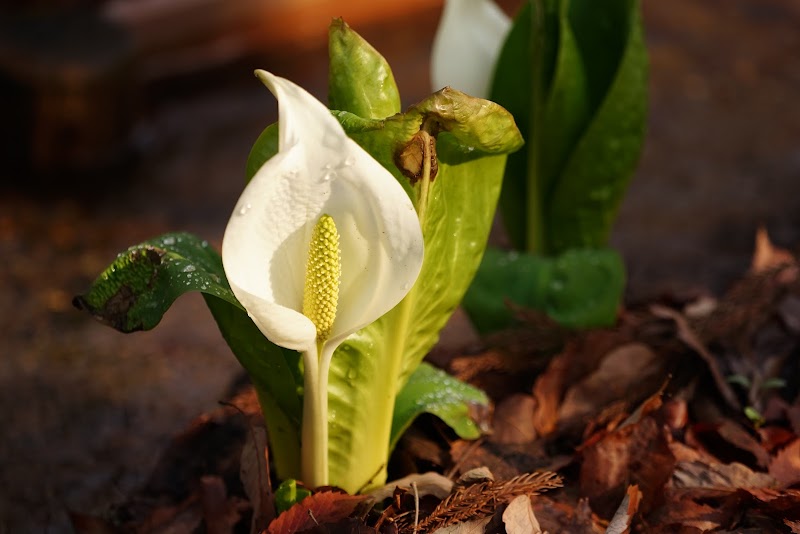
222, 70, 424, 355
431, 0, 511, 98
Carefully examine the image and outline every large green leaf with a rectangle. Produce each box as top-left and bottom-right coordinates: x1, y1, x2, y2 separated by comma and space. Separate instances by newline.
463, 246, 625, 333
390, 362, 487, 451
74, 232, 303, 479
74, 233, 239, 331
491, 0, 559, 251
492, 0, 647, 254
326, 92, 521, 492
546, 0, 647, 251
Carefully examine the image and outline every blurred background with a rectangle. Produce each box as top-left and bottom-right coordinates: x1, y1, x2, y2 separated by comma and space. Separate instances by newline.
0, 0, 798, 531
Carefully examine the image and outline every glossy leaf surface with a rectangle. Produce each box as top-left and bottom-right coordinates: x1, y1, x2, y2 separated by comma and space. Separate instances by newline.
463, 246, 625, 333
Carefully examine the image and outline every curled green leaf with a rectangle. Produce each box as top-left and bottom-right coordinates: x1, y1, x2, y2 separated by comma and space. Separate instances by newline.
328, 18, 401, 120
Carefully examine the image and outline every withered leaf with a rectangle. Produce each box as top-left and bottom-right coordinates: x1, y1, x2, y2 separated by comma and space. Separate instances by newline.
605, 485, 642, 534
240, 426, 274, 533
502, 495, 542, 534
672, 461, 777, 490
559, 343, 662, 424
267, 491, 367, 534
769, 438, 800, 488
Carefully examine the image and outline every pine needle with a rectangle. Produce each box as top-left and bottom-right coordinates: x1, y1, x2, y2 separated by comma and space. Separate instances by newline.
397, 471, 562, 533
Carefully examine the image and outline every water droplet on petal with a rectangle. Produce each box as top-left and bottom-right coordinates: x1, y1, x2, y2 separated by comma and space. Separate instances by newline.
343, 155, 356, 166
238, 203, 251, 215
321, 170, 337, 182
402, 282, 411, 291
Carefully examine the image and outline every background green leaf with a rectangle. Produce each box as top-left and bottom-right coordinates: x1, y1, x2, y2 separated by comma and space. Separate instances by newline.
463, 246, 625, 333
74, 232, 303, 479
547, 0, 648, 251
491, 0, 647, 254
390, 362, 487, 451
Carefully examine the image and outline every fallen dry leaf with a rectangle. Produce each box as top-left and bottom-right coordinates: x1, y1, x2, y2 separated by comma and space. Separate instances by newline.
691, 419, 771, 468
671, 461, 778, 490
369, 471, 454, 502
531, 349, 571, 436
493, 393, 537, 445
199, 476, 240, 534
651, 305, 741, 411
605, 485, 642, 534
267, 491, 367, 534
786, 519, 800, 533
240, 425, 274, 533
559, 343, 662, 424
751, 226, 795, 274
430, 516, 491, 534
769, 438, 800, 488
580, 414, 674, 517
502, 495, 542, 534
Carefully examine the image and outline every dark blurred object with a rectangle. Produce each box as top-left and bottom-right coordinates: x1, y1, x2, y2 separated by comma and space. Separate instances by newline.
0, 7, 134, 186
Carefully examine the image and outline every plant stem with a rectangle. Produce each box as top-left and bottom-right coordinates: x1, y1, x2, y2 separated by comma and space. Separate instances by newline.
526, 0, 547, 255
301, 341, 328, 487
364, 130, 434, 488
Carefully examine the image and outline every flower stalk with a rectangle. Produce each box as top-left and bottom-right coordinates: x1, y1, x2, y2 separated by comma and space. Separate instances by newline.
300, 214, 341, 487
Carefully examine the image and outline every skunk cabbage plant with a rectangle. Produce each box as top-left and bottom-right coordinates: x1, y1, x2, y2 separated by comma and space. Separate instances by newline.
75, 19, 523, 492
433, 0, 647, 333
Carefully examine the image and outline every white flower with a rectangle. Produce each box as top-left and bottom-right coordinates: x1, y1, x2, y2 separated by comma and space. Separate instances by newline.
431, 0, 511, 98
222, 70, 424, 486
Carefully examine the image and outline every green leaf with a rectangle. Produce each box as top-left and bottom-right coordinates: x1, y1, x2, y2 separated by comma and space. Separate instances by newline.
274, 479, 311, 514
246, 122, 278, 182
74, 232, 241, 331
328, 91, 521, 492
491, 0, 647, 253
546, 0, 648, 252
462, 246, 625, 333
491, 0, 560, 251
390, 362, 487, 451
74, 232, 303, 480
328, 18, 401, 119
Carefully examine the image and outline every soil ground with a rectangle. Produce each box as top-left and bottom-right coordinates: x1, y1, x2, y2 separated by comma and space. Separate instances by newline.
1, 0, 799, 532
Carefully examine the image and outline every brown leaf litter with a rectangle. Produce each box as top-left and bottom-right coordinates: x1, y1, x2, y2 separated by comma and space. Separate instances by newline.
71, 231, 800, 533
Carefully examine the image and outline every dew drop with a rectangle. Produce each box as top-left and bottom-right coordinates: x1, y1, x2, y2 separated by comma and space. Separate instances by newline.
402, 282, 411, 291
321, 170, 337, 182
343, 155, 356, 167
183, 264, 196, 273
201, 240, 209, 248
238, 203, 251, 215
163, 236, 176, 246
347, 368, 358, 380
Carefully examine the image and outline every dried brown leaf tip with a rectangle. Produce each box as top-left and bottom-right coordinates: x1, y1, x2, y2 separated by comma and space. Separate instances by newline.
395, 130, 438, 185
394, 470, 562, 533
